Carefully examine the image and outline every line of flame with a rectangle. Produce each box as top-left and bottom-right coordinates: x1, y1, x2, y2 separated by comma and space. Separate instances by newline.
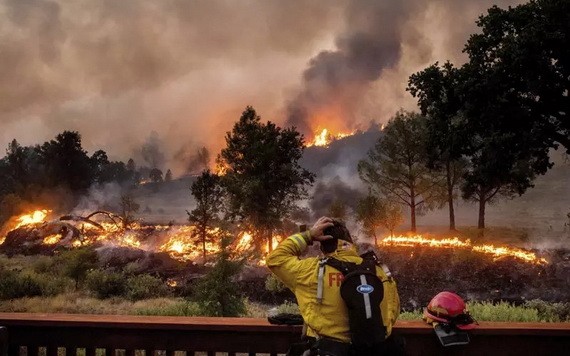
379, 235, 547, 265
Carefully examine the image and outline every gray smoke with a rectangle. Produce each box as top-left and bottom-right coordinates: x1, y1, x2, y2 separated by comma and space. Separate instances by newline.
139, 131, 166, 170
286, 0, 524, 136
0, 0, 523, 168
309, 176, 365, 219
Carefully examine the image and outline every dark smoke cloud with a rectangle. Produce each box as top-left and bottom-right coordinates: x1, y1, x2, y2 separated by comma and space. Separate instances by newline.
309, 176, 365, 219
139, 131, 166, 170
0, 0, 522, 172
286, 0, 524, 136
173, 145, 210, 175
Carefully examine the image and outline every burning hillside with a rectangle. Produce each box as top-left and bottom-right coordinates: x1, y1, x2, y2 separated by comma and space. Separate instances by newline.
0, 209, 550, 266
1, 209, 568, 309
0, 209, 269, 263
306, 128, 358, 147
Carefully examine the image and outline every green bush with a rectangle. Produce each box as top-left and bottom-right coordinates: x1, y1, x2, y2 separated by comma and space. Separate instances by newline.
26, 272, 71, 296
524, 299, 570, 322
0, 268, 42, 299
56, 247, 98, 289
397, 300, 570, 323
265, 273, 287, 293
469, 301, 539, 322
126, 274, 167, 301
275, 301, 300, 314
191, 237, 246, 317
86, 269, 127, 299
32, 255, 57, 274
398, 310, 423, 320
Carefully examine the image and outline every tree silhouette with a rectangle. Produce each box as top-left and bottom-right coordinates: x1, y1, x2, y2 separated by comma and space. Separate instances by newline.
358, 111, 444, 232
408, 62, 467, 230
188, 170, 224, 264
39, 131, 94, 192
218, 106, 315, 252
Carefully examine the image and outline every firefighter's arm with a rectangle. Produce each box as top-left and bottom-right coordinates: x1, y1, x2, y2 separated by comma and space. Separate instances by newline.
266, 231, 312, 291
267, 217, 334, 291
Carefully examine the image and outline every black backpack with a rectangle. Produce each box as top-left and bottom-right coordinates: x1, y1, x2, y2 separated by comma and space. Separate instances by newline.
323, 251, 387, 348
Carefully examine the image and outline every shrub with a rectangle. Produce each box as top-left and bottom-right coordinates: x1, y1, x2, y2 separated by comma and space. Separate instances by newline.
469, 301, 539, 322
86, 269, 127, 299
524, 299, 570, 322
56, 247, 98, 289
134, 300, 199, 316
398, 310, 423, 320
0, 268, 42, 299
32, 255, 57, 274
126, 274, 167, 301
275, 301, 300, 314
395, 300, 570, 323
191, 237, 246, 317
265, 273, 287, 293
25, 272, 71, 296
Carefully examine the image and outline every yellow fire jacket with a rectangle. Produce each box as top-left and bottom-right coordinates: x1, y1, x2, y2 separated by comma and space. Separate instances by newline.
267, 231, 400, 343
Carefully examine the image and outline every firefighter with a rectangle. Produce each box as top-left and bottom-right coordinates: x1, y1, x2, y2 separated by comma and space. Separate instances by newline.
267, 217, 401, 356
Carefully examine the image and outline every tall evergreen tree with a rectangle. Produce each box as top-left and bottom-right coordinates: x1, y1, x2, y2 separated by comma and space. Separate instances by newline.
358, 111, 444, 232
188, 170, 224, 264
408, 62, 468, 230
218, 106, 315, 252
39, 131, 94, 192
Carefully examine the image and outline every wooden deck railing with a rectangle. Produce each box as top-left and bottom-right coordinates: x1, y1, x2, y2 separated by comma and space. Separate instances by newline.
0, 313, 568, 356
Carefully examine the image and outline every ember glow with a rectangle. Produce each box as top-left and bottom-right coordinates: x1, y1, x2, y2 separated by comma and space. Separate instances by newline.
379, 235, 547, 265
42, 234, 62, 245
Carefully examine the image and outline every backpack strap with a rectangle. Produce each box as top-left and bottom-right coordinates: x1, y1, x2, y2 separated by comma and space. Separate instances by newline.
361, 251, 393, 280
325, 258, 358, 276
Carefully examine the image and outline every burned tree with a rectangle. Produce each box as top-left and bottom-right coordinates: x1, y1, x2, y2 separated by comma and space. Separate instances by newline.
119, 193, 140, 229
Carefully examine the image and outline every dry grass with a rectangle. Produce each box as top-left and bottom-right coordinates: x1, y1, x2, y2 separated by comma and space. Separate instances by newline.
0, 292, 192, 315
0, 292, 270, 318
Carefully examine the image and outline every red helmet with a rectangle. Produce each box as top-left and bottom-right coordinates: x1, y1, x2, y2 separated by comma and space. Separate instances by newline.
423, 291, 477, 330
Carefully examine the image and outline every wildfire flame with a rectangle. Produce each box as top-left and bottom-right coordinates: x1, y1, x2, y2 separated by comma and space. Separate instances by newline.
306, 128, 355, 147
379, 235, 547, 265
11, 209, 51, 230
42, 234, 62, 245
2, 210, 547, 266
1, 209, 52, 245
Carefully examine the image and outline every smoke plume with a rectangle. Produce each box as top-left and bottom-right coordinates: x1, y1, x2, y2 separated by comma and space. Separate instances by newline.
286, 0, 524, 136
0, 0, 523, 173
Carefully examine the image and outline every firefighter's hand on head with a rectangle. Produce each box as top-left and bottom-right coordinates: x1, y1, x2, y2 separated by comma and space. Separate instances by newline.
309, 216, 334, 242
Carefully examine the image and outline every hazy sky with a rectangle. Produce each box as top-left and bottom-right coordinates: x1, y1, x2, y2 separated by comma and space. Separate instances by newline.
0, 0, 523, 173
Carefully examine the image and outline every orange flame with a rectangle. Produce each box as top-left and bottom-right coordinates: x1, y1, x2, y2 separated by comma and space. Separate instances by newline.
379, 235, 547, 265
43, 234, 62, 245
306, 128, 356, 147
13, 209, 51, 230
1, 209, 52, 245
